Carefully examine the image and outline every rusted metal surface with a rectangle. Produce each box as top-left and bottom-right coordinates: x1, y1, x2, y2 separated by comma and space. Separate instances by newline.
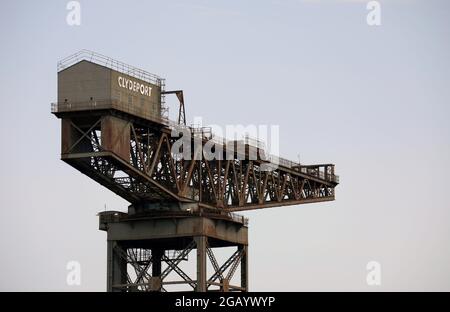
101, 116, 130, 160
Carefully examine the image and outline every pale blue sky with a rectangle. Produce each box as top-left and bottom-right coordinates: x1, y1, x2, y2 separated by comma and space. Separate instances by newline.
0, 0, 449, 291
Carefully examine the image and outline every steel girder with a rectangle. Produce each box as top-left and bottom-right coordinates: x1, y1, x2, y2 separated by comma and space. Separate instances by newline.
61, 115, 337, 212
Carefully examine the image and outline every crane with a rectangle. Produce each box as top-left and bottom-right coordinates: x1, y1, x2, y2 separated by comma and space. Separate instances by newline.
52, 50, 339, 292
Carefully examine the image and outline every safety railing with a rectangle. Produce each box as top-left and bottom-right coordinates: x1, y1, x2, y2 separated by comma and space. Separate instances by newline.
244, 134, 266, 150
51, 99, 168, 124
57, 50, 164, 87
98, 210, 248, 226
97, 211, 127, 223
228, 212, 249, 226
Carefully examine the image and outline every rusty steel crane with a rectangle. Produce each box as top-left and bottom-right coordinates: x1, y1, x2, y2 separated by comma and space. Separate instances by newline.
52, 50, 339, 292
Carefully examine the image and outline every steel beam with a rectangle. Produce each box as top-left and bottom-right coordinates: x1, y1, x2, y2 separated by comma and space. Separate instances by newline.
195, 236, 207, 292
107, 241, 127, 292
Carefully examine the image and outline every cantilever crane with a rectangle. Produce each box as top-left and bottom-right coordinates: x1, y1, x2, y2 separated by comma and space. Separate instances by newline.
52, 50, 339, 292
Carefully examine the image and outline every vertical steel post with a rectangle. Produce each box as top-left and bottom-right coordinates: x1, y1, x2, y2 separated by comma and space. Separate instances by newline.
150, 248, 163, 291
152, 248, 163, 277
107, 241, 127, 292
240, 245, 248, 291
195, 236, 207, 292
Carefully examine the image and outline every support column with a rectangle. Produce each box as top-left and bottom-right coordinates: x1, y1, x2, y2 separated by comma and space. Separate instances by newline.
152, 248, 163, 277
195, 236, 207, 292
107, 241, 127, 292
150, 248, 163, 291
240, 245, 248, 292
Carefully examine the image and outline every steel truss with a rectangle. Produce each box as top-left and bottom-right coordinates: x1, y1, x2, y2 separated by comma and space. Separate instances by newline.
61, 115, 338, 212
109, 238, 247, 292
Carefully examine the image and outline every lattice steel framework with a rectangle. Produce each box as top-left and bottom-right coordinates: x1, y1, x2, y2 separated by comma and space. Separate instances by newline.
107, 238, 247, 292
57, 112, 338, 213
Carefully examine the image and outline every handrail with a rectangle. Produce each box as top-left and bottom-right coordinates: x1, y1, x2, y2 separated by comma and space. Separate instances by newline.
98, 210, 249, 226
57, 50, 164, 87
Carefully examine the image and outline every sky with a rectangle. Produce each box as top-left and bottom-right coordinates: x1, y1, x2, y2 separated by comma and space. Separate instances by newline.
0, 0, 449, 291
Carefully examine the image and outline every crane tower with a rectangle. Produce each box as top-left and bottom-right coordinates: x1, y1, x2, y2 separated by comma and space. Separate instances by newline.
52, 50, 339, 292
